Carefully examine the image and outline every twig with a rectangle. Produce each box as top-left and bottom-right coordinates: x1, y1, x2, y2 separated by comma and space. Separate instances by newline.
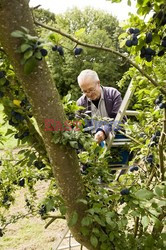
43, 215, 65, 229
118, 129, 143, 145
34, 20, 166, 96
158, 109, 166, 181
152, 210, 166, 236
43, 215, 65, 219
32, 5, 41, 10
2, 212, 32, 230
134, 217, 139, 238
146, 166, 156, 186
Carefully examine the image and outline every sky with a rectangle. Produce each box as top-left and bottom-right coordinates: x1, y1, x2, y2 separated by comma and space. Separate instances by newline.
29, 0, 137, 21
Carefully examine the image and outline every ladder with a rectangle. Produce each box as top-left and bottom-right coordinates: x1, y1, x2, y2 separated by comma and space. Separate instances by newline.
53, 226, 84, 250
54, 79, 137, 250
106, 79, 136, 151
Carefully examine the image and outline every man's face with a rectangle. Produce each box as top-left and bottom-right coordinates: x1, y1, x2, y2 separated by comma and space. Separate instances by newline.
79, 79, 101, 100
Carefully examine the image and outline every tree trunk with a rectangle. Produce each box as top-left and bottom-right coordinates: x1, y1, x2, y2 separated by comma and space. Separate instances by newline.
0, 1, 95, 248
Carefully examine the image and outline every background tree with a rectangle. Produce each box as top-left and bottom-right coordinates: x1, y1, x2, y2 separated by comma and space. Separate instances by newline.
34, 7, 129, 99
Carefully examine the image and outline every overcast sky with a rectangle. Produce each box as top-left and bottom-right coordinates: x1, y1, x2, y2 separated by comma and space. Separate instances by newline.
29, 0, 137, 21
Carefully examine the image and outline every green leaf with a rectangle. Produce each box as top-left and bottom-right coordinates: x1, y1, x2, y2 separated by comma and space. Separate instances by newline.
108, 220, 116, 228
80, 226, 89, 236
29, 152, 36, 162
23, 56, 37, 74
11, 30, 24, 38
141, 215, 149, 230
118, 32, 128, 40
119, 39, 126, 48
92, 228, 100, 235
154, 186, 162, 197
75, 28, 85, 38
150, 87, 158, 97
25, 34, 38, 41
20, 43, 32, 53
130, 210, 140, 217
63, 93, 71, 103
21, 26, 29, 33
81, 216, 93, 226
23, 49, 33, 60
59, 205, 67, 215
161, 233, 166, 241
111, 0, 122, 3
106, 211, 115, 218
144, 235, 154, 248
48, 33, 62, 43
135, 189, 154, 200
106, 216, 112, 225
90, 235, 98, 248
34, 51, 42, 60
93, 216, 104, 227
52, 133, 61, 144
151, 216, 162, 228
76, 199, 88, 205
127, 0, 131, 6
27, 157, 34, 167
5, 129, 14, 136
0, 78, 7, 85
87, 208, 95, 215
164, 185, 166, 197
18, 149, 27, 154
109, 232, 114, 241
20, 57, 27, 65
69, 141, 78, 149
68, 211, 78, 227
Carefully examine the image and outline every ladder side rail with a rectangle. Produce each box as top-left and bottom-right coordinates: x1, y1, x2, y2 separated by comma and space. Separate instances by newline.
106, 79, 136, 151
54, 226, 69, 250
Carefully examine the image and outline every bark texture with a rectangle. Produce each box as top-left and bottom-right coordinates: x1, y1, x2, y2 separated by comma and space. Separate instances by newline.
0, 1, 96, 248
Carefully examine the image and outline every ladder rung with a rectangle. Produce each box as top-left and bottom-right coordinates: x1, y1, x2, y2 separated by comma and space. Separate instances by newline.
109, 165, 129, 170
125, 110, 140, 116
64, 235, 73, 239
113, 139, 131, 142
58, 243, 81, 250
112, 142, 130, 146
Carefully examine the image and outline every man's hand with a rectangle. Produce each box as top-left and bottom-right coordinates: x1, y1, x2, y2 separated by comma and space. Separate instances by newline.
94, 130, 105, 144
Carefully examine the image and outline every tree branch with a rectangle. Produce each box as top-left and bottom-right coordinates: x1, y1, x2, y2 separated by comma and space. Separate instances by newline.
158, 108, 166, 181
152, 210, 166, 236
32, 5, 41, 10
146, 166, 156, 187
44, 215, 65, 229
2, 212, 32, 230
34, 20, 166, 95
118, 129, 143, 145
134, 217, 139, 238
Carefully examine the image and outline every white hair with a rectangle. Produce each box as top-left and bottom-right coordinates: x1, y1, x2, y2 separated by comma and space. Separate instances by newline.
77, 69, 99, 85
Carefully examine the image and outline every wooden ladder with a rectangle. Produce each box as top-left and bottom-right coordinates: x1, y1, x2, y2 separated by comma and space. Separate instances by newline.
53, 226, 84, 250
105, 79, 136, 152
54, 79, 137, 250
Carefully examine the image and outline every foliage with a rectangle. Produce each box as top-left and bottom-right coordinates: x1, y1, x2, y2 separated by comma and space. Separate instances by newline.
11, 27, 51, 74
33, 7, 129, 99
0, 2, 166, 250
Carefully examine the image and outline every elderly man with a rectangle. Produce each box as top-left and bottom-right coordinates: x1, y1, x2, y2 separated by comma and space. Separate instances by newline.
77, 69, 123, 144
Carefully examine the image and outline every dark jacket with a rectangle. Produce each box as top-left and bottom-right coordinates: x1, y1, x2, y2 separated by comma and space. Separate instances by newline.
77, 86, 123, 137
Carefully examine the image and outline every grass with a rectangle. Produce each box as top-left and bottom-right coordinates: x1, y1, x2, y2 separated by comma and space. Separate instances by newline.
0, 180, 84, 250
0, 217, 66, 250
0, 104, 83, 250
0, 181, 68, 250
